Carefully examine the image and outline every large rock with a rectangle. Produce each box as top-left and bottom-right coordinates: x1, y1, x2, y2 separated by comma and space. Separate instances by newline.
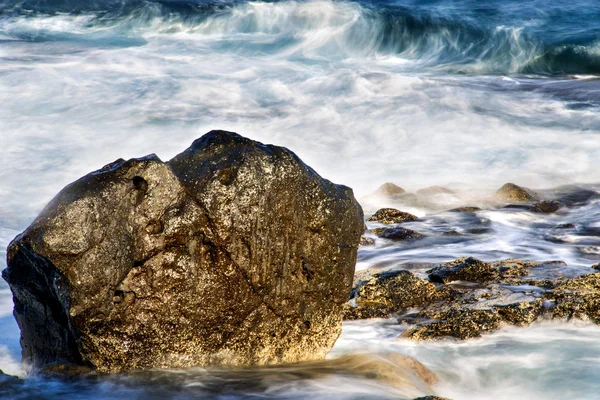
2, 130, 364, 373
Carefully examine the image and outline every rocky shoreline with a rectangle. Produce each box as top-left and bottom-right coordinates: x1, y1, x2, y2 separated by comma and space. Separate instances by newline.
2, 136, 599, 399
344, 256, 599, 340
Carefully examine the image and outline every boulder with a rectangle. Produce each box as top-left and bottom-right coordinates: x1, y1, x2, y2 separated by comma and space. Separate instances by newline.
593, 263, 600, 270
2, 130, 364, 373
367, 208, 418, 224
373, 182, 405, 197
494, 183, 537, 202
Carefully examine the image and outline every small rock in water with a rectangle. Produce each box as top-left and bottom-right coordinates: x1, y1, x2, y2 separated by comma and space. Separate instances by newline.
448, 206, 481, 212
427, 257, 498, 284
503, 200, 561, 214
494, 182, 537, 202
534, 200, 561, 213
371, 227, 425, 241
373, 182, 405, 197
344, 270, 441, 320
592, 263, 600, 270
2, 130, 364, 373
367, 208, 418, 224
359, 236, 375, 246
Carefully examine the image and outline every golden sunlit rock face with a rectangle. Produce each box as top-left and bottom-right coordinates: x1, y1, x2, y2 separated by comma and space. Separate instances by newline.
3, 130, 364, 373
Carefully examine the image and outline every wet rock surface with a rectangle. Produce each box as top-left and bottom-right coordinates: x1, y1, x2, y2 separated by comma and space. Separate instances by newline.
345, 255, 600, 340
503, 200, 561, 214
494, 183, 537, 202
371, 227, 425, 241
367, 208, 418, 224
2, 130, 364, 372
359, 236, 375, 247
344, 270, 441, 320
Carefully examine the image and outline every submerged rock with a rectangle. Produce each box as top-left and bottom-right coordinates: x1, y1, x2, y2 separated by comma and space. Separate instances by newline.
416, 186, 454, 196
373, 182, 405, 197
2, 130, 364, 373
494, 183, 537, 202
549, 185, 599, 207
503, 200, 561, 214
0, 369, 23, 397
448, 206, 480, 213
367, 208, 418, 224
371, 227, 425, 241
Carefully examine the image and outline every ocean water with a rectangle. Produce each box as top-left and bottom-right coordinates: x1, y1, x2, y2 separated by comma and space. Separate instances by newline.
1, 0, 600, 398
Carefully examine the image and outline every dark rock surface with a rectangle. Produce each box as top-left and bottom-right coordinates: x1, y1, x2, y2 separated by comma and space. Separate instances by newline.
0, 369, 23, 397
371, 227, 425, 241
494, 183, 537, 202
413, 397, 452, 400
503, 200, 561, 214
367, 208, 418, 224
427, 257, 498, 284
2, 130, 364, 373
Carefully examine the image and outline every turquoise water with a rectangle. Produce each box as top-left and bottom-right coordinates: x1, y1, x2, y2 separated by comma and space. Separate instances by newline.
1, 0, 600, 398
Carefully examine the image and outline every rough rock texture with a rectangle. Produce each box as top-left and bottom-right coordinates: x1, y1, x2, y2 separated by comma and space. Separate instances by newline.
371, 227, 425, 241
552, 273, 600, 322
373, 182, 405, 197
427, 257, 496, 283
2, 130, 364, 373
427, 257, 533, 284
344, 257, 578, 340
367, 208, 418, 224
359, 236, 375, 247
494, 183, 537, 202
402, 286, 543, 340
343, 270, 441, 320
